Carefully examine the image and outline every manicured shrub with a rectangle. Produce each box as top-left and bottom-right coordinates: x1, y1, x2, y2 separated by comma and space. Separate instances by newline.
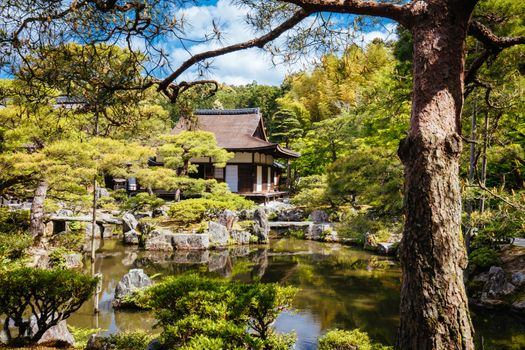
0, 267, 98, 346
168, 195, 253, 227
107, 330, 154, 350
145, 274, 296, 350
122, 193, 165, 213
469, 247, 501, 269
318, 329, 391, 350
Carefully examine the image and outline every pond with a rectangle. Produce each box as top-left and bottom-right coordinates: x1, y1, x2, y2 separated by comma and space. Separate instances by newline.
68, 238, 525, 350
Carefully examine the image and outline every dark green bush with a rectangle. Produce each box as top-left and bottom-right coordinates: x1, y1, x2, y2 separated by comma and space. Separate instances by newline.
0, 208, 30, 234
0, 267, 97, 346
145, 274, 296, 350
107, 330, 154, 350
469, 247, 501, 269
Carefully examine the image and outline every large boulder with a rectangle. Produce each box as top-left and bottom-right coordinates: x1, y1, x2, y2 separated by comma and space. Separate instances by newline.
231, 230, 251, 245
172, 233, 210, 250
218, 210, 238, 231
101, 223, 119, 237
306, 223, 338, 242
145, 232, 176, 251
277, 208, 305, 222
28, 317, 75, 346
144, 232, 210, 251
85, 222, 102, 238
122, 212, 138, 233
308, 210, 329, 223
114, 269, 153, 302
123, 229, 140, 245
252, 208, 270, 243
481, 266, 517, 303
208, 221, 229, 247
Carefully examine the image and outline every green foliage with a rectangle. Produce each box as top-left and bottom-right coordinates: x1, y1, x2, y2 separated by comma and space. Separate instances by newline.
145, 274, 297, 350
48, 247, 75, 269
68, 326, 104, 349
0, 267, 97, 346
291, 175, 330, 212
122, 193, 165, 213
158, 131, 233, 176
0, 208, 32, 263
168, 188, 254, 227
106, 330, 154, 350
0, 208, 30, 234
318, 329, 391, 350
271, 108, 303, 147
469, 247, 501, 270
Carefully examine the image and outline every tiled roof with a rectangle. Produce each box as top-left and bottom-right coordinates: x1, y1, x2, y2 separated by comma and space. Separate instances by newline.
172, 109, 299, 158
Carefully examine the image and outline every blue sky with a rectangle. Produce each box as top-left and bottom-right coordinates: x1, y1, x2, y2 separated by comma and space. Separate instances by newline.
161, 0, 398, 86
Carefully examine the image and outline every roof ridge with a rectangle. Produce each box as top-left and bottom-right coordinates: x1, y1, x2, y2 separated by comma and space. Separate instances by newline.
194, 108, 260, 115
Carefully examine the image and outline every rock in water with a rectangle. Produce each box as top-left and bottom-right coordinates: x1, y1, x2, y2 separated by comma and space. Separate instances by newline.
122, 212, 138, 232
114, 269, 153, 302
208, 221, 229, 247
252, 208, 270, 243
231, 230, 251, 245
123, 229, 140, 245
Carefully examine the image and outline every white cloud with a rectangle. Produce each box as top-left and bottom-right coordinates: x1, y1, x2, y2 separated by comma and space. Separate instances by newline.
165, 1, 398, 86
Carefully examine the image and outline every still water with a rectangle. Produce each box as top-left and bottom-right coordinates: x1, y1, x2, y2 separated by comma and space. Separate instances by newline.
68, 238, 525, 350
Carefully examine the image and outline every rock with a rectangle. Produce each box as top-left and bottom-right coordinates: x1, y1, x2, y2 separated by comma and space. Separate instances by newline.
152, 207, 169, 218
511, 271, 525, 287
97, 212, 122, 225
208, 221, 229, 247
252, 208, 270, 243
122, 212, 138, 232
512, 299, 525, 312
145, 232, 176, 251
63, 253, 83, 269
481, 266, 516, 302
97, 187, 110, 198
114, 269, 153, 302
28, 317, 74, 346
306, 223, 338, 242
308, 210, 329, 223
56, 209, 74, 217
377, 242, 398, 256
277, 208, 305, 222
231, 230, 251, 245
144, 231, 210, 251
123, 229, 140, 245
101, 223, 118, 237
85, 222, 102, 238
218, 210, 238, 230
172, 233, 210, 250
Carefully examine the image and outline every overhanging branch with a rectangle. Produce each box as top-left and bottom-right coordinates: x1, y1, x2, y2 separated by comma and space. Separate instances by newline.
157, 8, 311, 92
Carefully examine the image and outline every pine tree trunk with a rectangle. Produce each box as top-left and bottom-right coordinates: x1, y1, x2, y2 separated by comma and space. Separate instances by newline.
396, 3, 474, 349
30, 179, 48, 242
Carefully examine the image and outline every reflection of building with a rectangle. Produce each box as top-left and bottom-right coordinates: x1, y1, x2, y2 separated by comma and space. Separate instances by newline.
172, 108, 299, 199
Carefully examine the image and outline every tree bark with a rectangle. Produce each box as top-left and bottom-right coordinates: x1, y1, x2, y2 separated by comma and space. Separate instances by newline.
30, 179, 49, 242
397, 2, 474, 349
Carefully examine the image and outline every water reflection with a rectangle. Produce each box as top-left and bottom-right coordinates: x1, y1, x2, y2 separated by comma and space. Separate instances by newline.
68, 238, 525, 350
